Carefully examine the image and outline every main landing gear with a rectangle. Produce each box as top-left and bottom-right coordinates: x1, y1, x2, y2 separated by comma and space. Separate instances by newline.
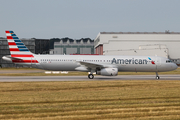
88, 74, 94, 79
156, 72, 160, 80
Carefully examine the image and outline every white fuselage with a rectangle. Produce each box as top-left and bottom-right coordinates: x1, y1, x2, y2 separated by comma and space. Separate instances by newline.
29, 55, 177, 72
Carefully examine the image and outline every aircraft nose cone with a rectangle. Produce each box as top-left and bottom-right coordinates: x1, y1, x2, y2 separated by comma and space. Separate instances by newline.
175, 64, 178, 69
172, 63, 178, 70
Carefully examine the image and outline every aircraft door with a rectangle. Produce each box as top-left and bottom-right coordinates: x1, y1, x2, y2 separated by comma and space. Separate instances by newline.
156, 57, 161, 71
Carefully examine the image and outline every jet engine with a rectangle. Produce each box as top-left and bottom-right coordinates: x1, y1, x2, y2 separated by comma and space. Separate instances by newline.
96, 68, 118, 76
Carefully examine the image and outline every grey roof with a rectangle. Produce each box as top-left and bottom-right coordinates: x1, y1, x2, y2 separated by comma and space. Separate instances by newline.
100, 31, 180, 34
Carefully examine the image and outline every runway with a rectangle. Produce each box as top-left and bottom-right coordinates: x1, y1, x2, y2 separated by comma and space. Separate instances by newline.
0, 75, 180, 82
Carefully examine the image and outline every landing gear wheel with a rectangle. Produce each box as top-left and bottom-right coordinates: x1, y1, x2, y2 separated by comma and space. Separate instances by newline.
155, 72, 160, 80
88, 74, 94, 79
156, 76, 160, 80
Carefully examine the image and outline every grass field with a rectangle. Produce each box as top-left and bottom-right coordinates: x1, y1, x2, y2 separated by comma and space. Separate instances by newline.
0, 80, 180, 120
0, 67, 180, 76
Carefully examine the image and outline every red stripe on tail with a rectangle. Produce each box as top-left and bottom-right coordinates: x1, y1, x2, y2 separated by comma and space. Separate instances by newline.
9, 48, 19, 51
12, 60, 38, 63
11, 55, 34, 57
7, 36, 13, 39
8, 42, 16, 45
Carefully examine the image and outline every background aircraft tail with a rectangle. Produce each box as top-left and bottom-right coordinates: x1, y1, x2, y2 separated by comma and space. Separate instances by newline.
4, 31, 38, 64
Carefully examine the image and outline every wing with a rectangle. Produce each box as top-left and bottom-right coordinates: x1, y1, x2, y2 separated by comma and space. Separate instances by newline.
78, 61, 117, 70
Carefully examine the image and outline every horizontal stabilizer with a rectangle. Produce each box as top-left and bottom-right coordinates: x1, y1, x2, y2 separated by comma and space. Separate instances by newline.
2, 55, 23, 62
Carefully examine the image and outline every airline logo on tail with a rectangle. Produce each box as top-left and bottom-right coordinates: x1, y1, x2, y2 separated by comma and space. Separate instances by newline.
5, 31, 38, 64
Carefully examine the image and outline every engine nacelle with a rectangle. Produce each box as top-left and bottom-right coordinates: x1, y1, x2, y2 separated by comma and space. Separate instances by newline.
96, 68, 118, 76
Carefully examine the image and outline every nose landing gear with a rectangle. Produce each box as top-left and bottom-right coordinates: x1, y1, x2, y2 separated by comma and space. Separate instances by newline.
156, 72, 160, 79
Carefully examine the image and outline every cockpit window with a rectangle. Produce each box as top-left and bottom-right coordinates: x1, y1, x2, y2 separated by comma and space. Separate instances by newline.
166, 60, 172, 63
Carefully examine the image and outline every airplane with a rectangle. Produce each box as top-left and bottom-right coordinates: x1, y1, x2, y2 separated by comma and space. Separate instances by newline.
2, 31, 178, 79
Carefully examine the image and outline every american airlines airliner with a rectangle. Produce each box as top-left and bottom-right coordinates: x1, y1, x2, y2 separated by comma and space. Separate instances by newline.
2, 31, 178, 79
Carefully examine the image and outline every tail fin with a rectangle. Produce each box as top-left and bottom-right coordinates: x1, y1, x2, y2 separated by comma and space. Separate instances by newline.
5, 31, 34, 57
5, 31, 38, 64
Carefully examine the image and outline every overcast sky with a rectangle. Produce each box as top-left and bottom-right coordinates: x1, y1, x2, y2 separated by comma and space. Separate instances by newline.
0, 0, 180, 39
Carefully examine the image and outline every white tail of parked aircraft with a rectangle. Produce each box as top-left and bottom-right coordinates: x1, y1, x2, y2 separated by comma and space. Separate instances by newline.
2, 31, 178, 79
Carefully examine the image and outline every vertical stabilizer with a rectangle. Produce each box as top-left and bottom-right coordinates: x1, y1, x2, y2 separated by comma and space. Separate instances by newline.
5, 31, 38, 64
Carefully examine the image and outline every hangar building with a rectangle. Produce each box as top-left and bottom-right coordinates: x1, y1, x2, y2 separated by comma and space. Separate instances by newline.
53, 38, 94, 55
94, 32, 180, 65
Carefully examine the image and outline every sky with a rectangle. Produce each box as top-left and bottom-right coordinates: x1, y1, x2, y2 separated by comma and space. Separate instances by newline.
0, 0, 180, 39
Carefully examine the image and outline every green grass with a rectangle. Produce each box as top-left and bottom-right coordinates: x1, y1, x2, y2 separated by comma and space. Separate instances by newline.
0, 67, 179, 76
0, 80, 180, 119
0, 71, 88, 76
